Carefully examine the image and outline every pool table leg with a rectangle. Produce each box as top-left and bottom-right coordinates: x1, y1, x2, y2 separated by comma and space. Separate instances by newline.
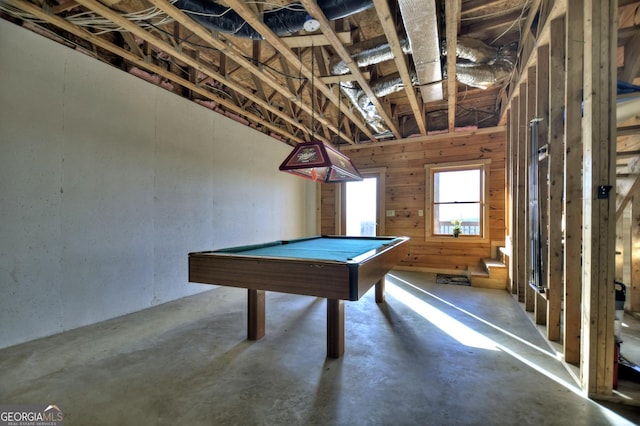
326, 298, 344, 358
248, 289, 265, 340
375, 277, 385, 303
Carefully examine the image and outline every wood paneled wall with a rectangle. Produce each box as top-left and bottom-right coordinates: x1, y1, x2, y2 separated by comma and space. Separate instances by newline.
320, 128, 506, 273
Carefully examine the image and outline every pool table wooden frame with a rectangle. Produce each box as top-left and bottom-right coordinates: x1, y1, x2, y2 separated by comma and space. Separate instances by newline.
188, 235, 409, 358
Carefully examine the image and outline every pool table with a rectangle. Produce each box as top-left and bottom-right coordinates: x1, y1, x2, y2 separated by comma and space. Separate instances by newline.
188, 235, 409, 358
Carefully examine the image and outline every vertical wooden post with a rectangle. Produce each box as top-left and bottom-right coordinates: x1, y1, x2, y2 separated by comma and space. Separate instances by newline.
509, 102, 520, 295
547, 16, 565, 342
535, 45, 550, 326
525, 67, 536, 313
505, 110, 513, 292
564, 0, 584, 365
631, 195, 640, 311
517, 85, 528, 303
581, 0, 617, 396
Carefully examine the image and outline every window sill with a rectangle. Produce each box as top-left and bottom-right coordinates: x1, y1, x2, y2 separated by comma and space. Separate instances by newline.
426, 236, 487, 243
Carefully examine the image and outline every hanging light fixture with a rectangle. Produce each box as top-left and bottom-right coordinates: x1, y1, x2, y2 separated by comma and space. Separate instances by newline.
280, 46, 362, 183
279, 140, 362, 182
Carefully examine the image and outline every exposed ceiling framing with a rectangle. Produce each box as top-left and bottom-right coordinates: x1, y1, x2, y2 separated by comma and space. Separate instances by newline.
2, 0, 636, 148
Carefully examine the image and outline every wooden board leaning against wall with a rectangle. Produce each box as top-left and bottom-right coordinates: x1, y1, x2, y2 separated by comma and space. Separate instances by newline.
320, 128, 506, 274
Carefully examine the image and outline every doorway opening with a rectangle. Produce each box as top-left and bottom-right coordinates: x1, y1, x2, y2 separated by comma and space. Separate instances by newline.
346, 177, 378, 236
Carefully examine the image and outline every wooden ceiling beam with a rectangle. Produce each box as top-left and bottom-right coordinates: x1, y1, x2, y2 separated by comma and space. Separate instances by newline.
121, 32, 144, 58
372, 0, 427, 135
223, 0, 373, 143
51, 0, 81, 14
300, 0, 401, 139
251, 41, 268, 102
461, 9, 526, 36
70, 0, 308, 142
319, 72, 372, 84
446, 0, 461, 132
621, 31, 640, 82
617, 150, 640, 157
281, 32, 352, 48
277, 56, 308, 140
618, 125, 640, 137
147, 0, 343, 143
5, 0, 303, 143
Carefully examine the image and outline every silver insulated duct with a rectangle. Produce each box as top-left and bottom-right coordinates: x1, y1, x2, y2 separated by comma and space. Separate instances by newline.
328, 2, 515, 134
338, 72, 417, 136
330, 35, 411, 76
444, 38, 517, 90
330, 36, 413, 136
398, 0, 443, 103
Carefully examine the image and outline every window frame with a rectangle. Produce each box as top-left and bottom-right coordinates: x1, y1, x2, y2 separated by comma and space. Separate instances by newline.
424, 159, 491, 242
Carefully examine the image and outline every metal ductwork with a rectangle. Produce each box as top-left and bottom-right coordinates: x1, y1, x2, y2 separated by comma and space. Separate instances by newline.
453, 36, 498, 64
340, 82, 389, 135
338, 72, 416, 137
371, 72, 418, 98
444, 38, 517, 90
174, 0, 373, 40
330, 35, 411, 76
330, 37, 414, 137
176, 0, 395, 136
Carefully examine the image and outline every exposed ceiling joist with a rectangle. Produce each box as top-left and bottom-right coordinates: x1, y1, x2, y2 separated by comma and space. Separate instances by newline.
7, 0, 305, 142
0, 0, 542, 143
299, 0, 401, 140
373, 0, 426, 135
446, 0, 461, 132
222, 0, 373, 144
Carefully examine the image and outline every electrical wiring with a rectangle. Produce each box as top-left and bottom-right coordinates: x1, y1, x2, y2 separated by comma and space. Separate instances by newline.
491, 0, 530, 44
171, 3, 234, 18
246, 2, 306, 12
64, 5, 174, 35
242, 56, 307, 80
460, 4, 524, 22
3, 0, 313, 81
175, 1, 305, 19
142, 20, 308, 81
0, 3, 46, 24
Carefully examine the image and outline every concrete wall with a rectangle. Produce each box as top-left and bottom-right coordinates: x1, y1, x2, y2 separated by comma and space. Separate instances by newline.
0, 20, 314, 349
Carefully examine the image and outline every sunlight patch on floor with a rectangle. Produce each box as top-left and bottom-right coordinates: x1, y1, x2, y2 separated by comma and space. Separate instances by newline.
385, 274, 589, 398
385, 281, 498, 351
388, 273, 562, 360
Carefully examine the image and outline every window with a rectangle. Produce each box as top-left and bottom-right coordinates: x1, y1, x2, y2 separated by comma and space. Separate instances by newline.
425, 160, 490, 239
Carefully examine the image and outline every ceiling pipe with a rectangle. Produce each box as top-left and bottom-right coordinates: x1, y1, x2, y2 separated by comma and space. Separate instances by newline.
330, 35, 411, 75
330, 36, 412, 137
443, 39, 517, 90
174, 0, 373, 40
340, 82, 390, 135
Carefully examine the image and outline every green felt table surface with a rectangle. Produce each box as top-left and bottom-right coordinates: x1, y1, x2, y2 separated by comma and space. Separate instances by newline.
218, 237, 398, 262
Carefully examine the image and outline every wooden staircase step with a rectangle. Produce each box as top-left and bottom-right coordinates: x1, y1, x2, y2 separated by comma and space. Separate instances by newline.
481, 258, 508, 280
468, 264, 489, 277
482, 258, 506, 268
468, 258, 508, 290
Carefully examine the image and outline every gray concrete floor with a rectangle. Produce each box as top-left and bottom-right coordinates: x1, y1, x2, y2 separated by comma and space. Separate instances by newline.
1, 270, 639, 425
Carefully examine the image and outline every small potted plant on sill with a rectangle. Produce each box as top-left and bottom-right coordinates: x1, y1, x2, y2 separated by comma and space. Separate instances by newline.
451, 219, 462, 238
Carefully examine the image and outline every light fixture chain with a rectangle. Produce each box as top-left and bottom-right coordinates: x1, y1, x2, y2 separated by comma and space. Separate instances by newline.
337, 80, 341, 149
310, 43, 315, 139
